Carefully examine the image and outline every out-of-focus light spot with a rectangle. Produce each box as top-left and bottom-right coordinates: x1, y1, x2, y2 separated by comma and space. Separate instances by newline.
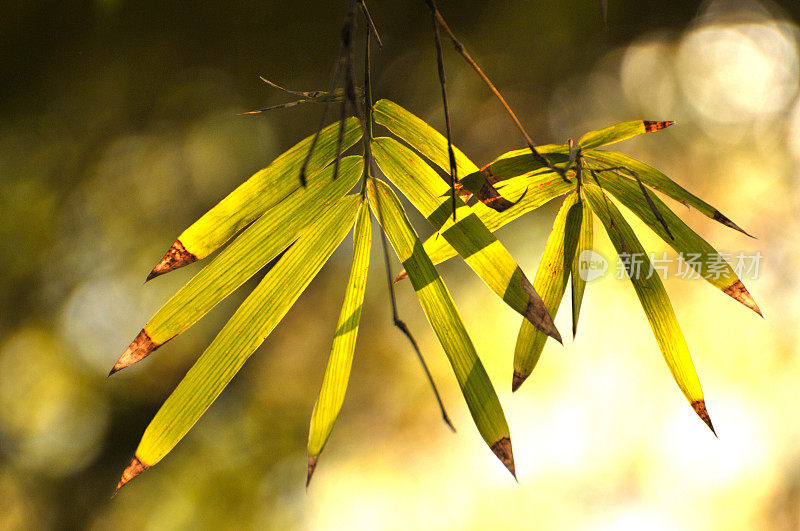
0, 329, 109, 476
587, 506, 679, 531
621, 37, 678, 118
676, 20, 799, 127
786, 95, 800, 162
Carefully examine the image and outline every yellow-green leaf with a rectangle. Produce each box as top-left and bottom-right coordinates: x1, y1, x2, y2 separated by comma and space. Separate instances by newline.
110, 157, 364, 374
512, 193, 582, 391
373, 99, 478, 176
586, 149, 751, 236
372, 136, 560, 342
147, 118, 362, 279
307, 204, 371, 484
367, 178, 516, 477
419, 169, 573, 267
571, 194, 593, 337
591, 169, 761, 315
578, 120, 674, 150
582, 183, 715, 434
132, 195, 360, 471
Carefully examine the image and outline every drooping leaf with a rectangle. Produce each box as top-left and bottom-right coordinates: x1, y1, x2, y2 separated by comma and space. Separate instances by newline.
591, 169, 761, 315
512, 193, 582, 391
116, 195, 360, 492
307, 204, 371, 486
146, 118, 362, 279
477, 144, 569, 184
367, 177, 516, 477
578, 120, 674, 150
372, 136, 560, 342
586, 149, 752, 236
582, 183, 715, 434
110, 157, 364, 374
571, 195, 593, 337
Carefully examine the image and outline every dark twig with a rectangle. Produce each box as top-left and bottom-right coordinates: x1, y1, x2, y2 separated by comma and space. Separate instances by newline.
423, 2, 570, 184
358, 0, 383, 48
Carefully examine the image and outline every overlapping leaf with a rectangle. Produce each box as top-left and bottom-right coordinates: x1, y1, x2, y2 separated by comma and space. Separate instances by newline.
121, 195, 361, 484
582, 183, 715, 433
512, 193, 582, 391
590, 169, 761, 315
586, 149, 751, 236
146, 118, 362, 279
372, 136, 560, 342
110, 157, 364, 374
367, 177, 516, 477
307, 205, 371, 485
571, 196, 593, 337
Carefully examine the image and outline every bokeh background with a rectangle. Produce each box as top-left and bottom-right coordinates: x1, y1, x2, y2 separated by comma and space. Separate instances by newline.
1, 0, 799, 529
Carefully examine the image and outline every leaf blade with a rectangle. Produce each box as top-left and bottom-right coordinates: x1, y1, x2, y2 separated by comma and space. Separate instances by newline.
512, 193, 582, 390
373, 136, 560, 342
582, 183, 714, 433
571, 195, 593, 337
131, 195, 360, 472
578, 120, 674, 150
307, 204, 371, 483
111, 157, 364, 373
147, 118, 362, 278
367, 178, 516, 476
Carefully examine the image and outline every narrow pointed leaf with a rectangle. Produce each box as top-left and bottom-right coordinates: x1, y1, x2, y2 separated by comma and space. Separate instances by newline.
129, 195, 360, 474
578, 120, 674, 150
586, 149, 752, 236
373, 99, 478, 176
307, 204, 371, 484
477, 144, 569, 185
591, 170, 760, 315
373, 136, 561, 342
571, 195, 593, 337
512, 193, 582, 391
416, 170, 573, 268
110, 158, 364, 374
582, 183, 715, 433
368, 178, 515, 476
147, 118, 361, 279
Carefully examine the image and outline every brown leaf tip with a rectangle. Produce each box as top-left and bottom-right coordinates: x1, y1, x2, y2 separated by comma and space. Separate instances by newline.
511, 371, 527, 392
490, 437, 517, 479
114, 456, 148, 495
521, 276, 563, 344
393, 270, 408, 283
712, 210, 754, 238
109, 329, 160, 376
691, 400, 717, 437
306, 455, 318, 489
644, 120, 675, 132
723, 279, 762, 317
146, 239, 198, 281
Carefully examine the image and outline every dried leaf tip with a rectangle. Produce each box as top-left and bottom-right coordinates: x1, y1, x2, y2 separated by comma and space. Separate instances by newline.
643, 120, 675, 132
146, 240, 198, 281
490, 437, 517, 480
511, 371, 528, 393
108, 329, 159, 376
114, 456, 148, 496
306, 455, 318, 489
393, 270, 408, 283
520, 278, 563, 344
712, 211, 755, 238
691, 400, 717, 437
723, 279, 763, 317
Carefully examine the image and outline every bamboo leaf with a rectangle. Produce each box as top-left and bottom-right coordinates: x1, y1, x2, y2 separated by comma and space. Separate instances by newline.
416, 170, 573, 268
307, 204, 371, 486
586, 149, 752, 236
373, 136, 561, 342
591, 169, 761, 315
146, 118, 362, 279
571, 195, 593, 337
116, 195, 360, 491
512, 193, 582, 391
110, 157, 364, 374
578, 120, 674, 150
478, 144, 569, 184
582, 183, 715, 434
373, 99, 478, 176
367, 178, 516, 477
